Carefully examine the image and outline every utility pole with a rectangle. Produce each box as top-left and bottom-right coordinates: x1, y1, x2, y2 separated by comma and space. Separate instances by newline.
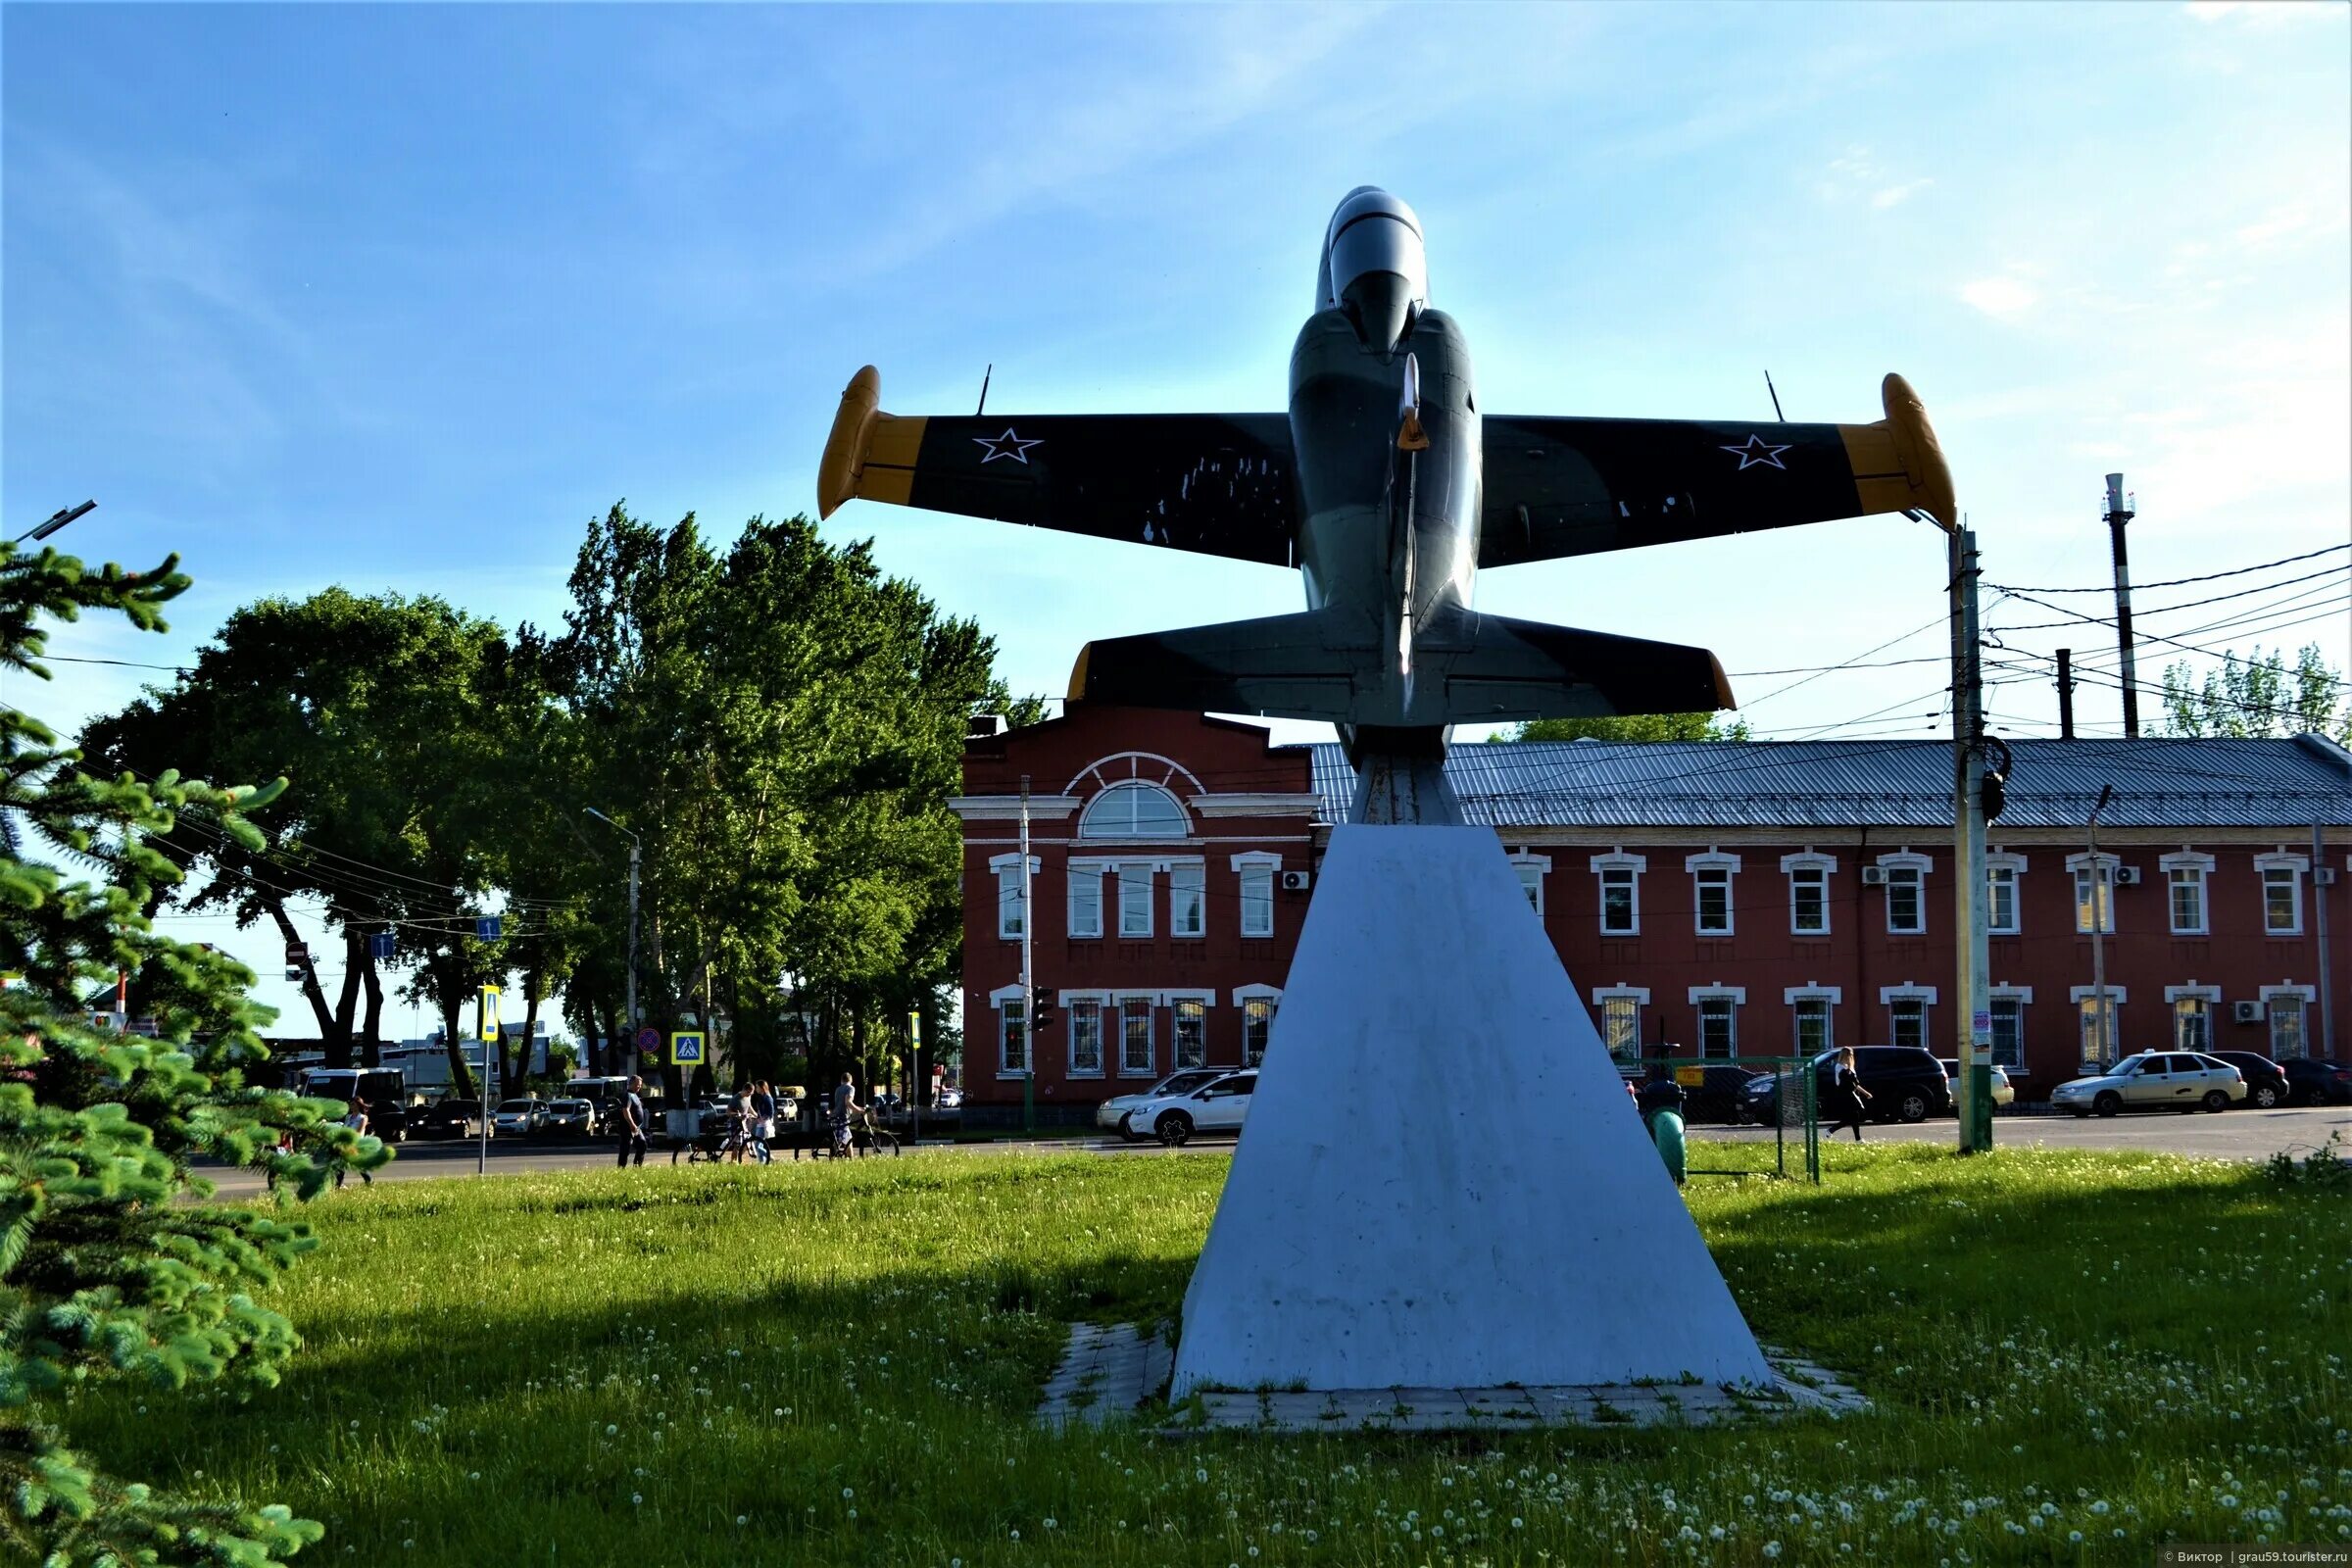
2105, 474, 2140, 737
2086, 784, 2116, 1069
2056, 648, 2076, 740
1018, 775, 1036, 1134
2315, 820, 2337, 1060
1950, 525, 1992, 1153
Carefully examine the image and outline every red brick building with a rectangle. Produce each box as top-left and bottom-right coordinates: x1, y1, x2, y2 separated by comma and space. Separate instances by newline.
954, 705, 2352, 1124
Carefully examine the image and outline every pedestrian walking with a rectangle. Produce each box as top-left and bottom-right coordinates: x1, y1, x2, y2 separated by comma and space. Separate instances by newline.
334, 1097, 373, 1189
750, 1080, 777, 1165
1831, 1047, 1871, 1142
616, 1075, 650, 1167
831, 1072, 859, 1159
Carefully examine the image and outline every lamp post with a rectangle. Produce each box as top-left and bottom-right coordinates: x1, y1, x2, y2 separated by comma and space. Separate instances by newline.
584, 808, 642, 1076
12, 500, 95, 547
2086, 784, 2116, 1070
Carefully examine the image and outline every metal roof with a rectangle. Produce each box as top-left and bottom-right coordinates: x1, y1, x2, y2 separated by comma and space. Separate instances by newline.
1306, 735, 2352, 830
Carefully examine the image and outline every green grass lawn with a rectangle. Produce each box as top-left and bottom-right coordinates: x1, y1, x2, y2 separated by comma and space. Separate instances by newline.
65, 1141, 2349, 1566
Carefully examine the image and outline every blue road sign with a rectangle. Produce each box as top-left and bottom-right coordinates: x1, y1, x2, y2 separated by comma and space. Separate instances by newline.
475, 915, 503, 941
369, 933, 396, 960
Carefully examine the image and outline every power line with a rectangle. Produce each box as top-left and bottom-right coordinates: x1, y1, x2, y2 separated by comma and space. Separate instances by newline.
1986, 541, 2350, 595
1984, 561, 2351, 631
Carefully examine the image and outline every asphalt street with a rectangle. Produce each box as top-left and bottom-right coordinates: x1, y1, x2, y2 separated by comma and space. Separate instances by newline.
197, 1103, 2349, 1199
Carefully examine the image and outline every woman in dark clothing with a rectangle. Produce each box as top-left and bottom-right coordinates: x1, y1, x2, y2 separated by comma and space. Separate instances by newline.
1832, 1047, 1872, 1141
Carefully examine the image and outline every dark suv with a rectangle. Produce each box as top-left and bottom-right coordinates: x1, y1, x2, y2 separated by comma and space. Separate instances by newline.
2206, 1050, 2288, 1109
1743, 1046, 1951, 1124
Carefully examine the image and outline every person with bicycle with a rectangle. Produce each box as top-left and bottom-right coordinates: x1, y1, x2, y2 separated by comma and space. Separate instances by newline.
830, 1072, 859, 1159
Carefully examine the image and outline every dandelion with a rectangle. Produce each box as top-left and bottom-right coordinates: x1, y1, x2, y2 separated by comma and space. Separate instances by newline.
631, 1494, 643, 1506
605, 1424, 618, 1437
1762, 1545, 1782, 1560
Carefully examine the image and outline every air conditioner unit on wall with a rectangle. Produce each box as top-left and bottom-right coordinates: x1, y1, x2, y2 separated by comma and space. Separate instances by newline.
2318, 867, 2340, 887
2232, 1000, 2265, 1025
2113, 866, 2142, 886
1860, 866, 1888, 886
1281, 870, 1311, 893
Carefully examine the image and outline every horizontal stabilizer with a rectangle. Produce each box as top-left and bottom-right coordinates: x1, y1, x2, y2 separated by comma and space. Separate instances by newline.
1069, 610, 1369, 721
1419, 610, 1733, 724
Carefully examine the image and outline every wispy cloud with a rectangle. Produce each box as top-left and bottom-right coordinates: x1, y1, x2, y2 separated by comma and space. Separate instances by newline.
2184, 0, 2342, 24
1819, 145, 1935, 211
1959, 274, 2038, 318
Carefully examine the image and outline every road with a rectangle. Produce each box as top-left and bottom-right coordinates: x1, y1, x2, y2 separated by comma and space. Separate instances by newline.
197, 1103, 2348, 1198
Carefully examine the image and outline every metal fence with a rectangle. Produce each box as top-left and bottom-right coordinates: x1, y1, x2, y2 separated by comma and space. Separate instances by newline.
1621, 1055, 1822, 1184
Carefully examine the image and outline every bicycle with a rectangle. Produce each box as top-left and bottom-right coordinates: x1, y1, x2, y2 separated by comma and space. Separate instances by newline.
850, 1106, 902, 1157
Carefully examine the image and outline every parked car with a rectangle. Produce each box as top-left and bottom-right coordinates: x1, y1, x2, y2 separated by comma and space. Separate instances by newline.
299, 1066, 411, 1143
1741, 1047, 1951, 1124
1636, 1064, 1764, 1126
1936, 1057, 2016, 1109
409, 1098, 480, 1140
934, 1086, 963, 1110
1131, 1070, 1257, 1147
491, 1097, 545, 1136
538, 1098, 597, 1137
2281, 1056, 2352, 1106
2051, 1052, 2244, 1117
2205, 1050, 2289, 1109
1098, 1068, 1225, 1139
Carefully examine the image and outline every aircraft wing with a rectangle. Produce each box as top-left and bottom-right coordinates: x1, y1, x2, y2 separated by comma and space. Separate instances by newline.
1478, 372, 1955, 567
817, 367, 1297, 565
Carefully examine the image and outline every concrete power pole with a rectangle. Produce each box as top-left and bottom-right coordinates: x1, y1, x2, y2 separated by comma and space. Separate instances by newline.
2056, 648, 2076, 740
2315, 820, 2337, 1061
1019, 774, 1036, 1134
2105, 474, 2140, 738
1949, 525, 1992, 1153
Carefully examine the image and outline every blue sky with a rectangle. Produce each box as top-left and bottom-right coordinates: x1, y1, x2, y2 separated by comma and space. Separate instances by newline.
5, 1, 2347, 1037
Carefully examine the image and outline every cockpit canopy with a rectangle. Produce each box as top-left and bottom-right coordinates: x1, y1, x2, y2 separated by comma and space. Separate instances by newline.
1316, 186, 1428, 353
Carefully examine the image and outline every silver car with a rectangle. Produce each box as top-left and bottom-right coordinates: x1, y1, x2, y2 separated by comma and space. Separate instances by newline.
2051, 1052, 2245, 1118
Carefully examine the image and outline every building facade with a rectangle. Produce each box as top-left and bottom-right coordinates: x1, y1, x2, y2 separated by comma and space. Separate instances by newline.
955, 706, 2352, 1123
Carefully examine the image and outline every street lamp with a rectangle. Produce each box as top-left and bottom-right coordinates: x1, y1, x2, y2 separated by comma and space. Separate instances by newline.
13, 500, 96, 547
2085, 784, 2116, 1069
584, 808, 643, 1074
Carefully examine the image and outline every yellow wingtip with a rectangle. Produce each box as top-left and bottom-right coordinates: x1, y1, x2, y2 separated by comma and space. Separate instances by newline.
1066, 644, 1094, 703
1881, 372, 1957, 531
817, 366, 883, 520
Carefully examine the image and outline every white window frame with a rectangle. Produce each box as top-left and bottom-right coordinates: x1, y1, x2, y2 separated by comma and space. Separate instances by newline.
988, 853, 1037, 941
2255, 853, 2308, 936
1984, 851, 2026, 936
1987, 985, 2032, 1070
1688, 985, 1745, 1060
2071, 984, 2128, 1069
1877, 851, 1931, 936
1881, 983, 1937, 1054
1234, 983, 1282, 1067
1507, 850, 1551, 916
1592, 985, 1649, 1062
1060, 990, 1109, 1077
1785, 983, 1841, 1056
1592, 851, 1646, 937
1687, 850, 1740, 937
2160, 851, 2213, 937
1065, 863, 1106, 941
1168, 860, 1206, 940
1117, 862, 1154, 939
1781, 851, 1836, 937
2260, 983, 2316, 1059
987, 983, 1030, 1077
1113, 992, 1157, 1077
1166, 989, 1213, 1069
1232, 852, 1282, 939
2066, 852, 2119, 936
1076, 779, 1192, 842
2165, 983, 2222, 1054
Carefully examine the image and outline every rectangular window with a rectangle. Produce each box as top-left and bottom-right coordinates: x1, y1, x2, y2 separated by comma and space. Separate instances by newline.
1790, 867, 1828, 935
1239, 864, 1275, 938
1242, 998, 1275, 1067
1173, 998, 1206, 1067
996, 864, 1026, 940
2172, 996, 2211, 1053
1513, 861, 1544, 913
2074, 867, 2113, 934
1694, 868, 1733, 935
1069, 1000, 1103, 1076
1119, 998, 1154, 1075
2168, 867, 2206, 935
1986, 866, 2019, 935
1888, 998, 1928, 1052
2263, 866, 2302, 934
1697, 998, 1737, 1059
1600, 868, 1638, 935
1169, 864, 1205, 938
1886, 867, 1924, 934
1067, 869, 1103, 940
1599, 997, 1642, 1061
2079, 996, 2118, 1068
1118, 865, 1152, 938
2268, 996, 2307, 1059
1989, 998, 2025, 1068
1793, 998, 1833, 1055
1000, 999, 1028, 1075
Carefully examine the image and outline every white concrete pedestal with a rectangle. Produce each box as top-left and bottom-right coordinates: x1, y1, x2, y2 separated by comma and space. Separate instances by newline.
1171, 825, 1772, 1396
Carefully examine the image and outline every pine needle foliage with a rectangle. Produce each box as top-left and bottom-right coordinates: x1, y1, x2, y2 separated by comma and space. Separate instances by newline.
1, 541, 370, 1566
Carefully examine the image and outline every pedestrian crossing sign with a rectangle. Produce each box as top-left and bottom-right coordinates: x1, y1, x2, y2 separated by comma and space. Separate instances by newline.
670, 1031, 706, 1066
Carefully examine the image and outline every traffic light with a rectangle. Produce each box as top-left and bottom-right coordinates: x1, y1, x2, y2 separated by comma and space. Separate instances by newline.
1032, 986, 1055, 1029
1979, 736, 2012, 823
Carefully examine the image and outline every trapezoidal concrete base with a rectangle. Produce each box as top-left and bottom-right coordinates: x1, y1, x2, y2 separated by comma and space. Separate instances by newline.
1171, 824, 1773, 1396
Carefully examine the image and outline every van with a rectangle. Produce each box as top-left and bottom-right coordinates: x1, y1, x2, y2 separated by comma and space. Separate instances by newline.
299, 1067, 411, 1142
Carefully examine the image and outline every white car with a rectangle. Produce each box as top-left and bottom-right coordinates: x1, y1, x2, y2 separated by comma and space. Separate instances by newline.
491, 1098, 544, 1136
2050, 1052, 2244, 1118
1097, 1069, 1225, 1137
1127, 1070, 1258, 1147
1937, 1058, 2016, 1108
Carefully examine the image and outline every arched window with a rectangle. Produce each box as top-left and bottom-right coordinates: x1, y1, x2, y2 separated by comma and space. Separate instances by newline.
1078, 781, 1189, 841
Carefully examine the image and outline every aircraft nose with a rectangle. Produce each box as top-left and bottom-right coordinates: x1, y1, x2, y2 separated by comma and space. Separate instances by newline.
1318, 187, 1427, 354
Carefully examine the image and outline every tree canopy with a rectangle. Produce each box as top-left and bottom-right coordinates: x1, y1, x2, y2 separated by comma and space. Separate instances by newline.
2158, 644, 2349, 741
1491, 712, 1750, 744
